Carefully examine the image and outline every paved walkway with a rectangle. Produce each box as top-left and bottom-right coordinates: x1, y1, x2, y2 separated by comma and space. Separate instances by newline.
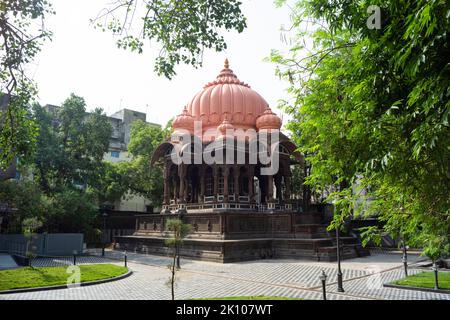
1, 250, 449, 300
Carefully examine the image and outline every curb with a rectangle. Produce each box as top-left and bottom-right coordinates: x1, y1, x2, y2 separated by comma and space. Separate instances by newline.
0, 269, 133, 295
383, 283, 450, 295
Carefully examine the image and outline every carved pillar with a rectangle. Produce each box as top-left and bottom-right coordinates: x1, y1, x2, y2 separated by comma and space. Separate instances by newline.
163, 162, 170, 205
234, 165, 240, 201
223, 166, 229, 202
275, 175, 283, 204
248, 165, 255, 203
178, 164, 186, 203
213, 165, 219, 202
267, 173, 274, 203
199, 166, 205, 203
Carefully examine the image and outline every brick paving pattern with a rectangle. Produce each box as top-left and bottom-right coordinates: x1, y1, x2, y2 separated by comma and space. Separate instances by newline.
1, 250, 449, 300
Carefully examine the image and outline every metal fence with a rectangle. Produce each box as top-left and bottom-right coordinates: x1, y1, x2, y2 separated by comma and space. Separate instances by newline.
0, 233, 84, 257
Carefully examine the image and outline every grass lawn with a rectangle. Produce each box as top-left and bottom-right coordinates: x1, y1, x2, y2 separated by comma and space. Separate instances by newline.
393, 271, 450, 290
0, 264, 128, 292
195, 296, 302, 300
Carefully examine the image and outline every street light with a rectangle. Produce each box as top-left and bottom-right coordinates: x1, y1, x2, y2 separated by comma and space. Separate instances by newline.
336, 224, 344, 292
332, 200, 345, 293
319, 270, 328, 300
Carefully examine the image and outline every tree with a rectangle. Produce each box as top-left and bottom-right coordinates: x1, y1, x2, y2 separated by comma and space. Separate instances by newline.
93, 0, 247, 79
0, 179, 46, 233
165, 218, 191, 300
43, 188, 99, 233
271, 0, 449, 258
111, 119, 168, 208
33, 94, 112, 194
22, 216, 43, 267
0, 0, 53, 169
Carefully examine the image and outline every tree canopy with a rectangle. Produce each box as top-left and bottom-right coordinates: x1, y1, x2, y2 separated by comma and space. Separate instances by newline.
271, 0, 449, 256
93, 0, 246, 79
0, 0, 53, 169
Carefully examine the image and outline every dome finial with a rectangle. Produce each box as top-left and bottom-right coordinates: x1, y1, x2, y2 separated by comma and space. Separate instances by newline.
224, 58, 229, 69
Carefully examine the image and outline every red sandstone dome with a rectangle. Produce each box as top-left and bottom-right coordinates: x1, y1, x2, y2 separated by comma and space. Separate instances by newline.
256, 107, 282, 130
185, 59, 281, 132
172, 106, 194, 132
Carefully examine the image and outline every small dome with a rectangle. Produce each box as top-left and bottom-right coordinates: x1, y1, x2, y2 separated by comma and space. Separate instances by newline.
173, 106, 194, 132
217, 116, 234, 136
256, 107, 282, 130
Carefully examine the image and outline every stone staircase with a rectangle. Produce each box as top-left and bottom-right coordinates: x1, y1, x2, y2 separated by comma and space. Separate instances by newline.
278, 211, 370, 261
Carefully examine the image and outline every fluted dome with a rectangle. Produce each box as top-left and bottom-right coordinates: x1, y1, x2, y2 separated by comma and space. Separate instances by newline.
256, 107, 282, 130
173, 106, 194, 132
187, 59, 270, 131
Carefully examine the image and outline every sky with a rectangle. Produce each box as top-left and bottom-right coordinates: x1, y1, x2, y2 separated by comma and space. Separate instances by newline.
32, 0, 294, 127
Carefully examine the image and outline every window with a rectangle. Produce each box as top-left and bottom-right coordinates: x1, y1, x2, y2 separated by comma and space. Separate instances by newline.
111, 151, 120, 158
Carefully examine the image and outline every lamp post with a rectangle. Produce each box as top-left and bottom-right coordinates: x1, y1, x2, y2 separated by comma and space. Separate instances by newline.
336, 224, 344, 292
319, 270, 328, 300
332, 200, 345, 293
402, 241, 408, 277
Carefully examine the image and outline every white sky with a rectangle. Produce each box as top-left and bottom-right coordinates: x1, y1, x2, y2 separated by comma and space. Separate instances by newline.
33, 0, 294, 127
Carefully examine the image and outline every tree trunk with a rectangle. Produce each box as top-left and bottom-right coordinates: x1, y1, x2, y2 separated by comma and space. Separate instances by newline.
171, 250, 176, 300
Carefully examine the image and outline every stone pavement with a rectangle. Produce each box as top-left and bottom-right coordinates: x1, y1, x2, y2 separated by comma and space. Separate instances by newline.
1, 250, 449, 300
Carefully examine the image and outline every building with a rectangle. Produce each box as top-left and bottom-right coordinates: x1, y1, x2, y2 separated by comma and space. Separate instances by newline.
115, 60, 369, 262
104, 109, 160, 212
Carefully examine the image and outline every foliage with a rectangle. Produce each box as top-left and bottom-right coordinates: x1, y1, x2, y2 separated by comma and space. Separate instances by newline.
102, 119, 167, 208
165, 218, 191, 300
271, 0, 450, 258
0, 0, 53, 169
43, 188, 99, 233
92, 0, 246, 79
0, 179, 46, 233
32, 94, 112, 194
22, 216, 43, 266
0, 264, 128, 291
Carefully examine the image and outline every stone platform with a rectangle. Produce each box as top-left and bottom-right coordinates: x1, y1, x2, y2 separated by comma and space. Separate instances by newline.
114, 210, 369, 263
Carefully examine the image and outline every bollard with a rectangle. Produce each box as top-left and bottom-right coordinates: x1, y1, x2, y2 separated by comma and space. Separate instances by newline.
73, 254, 76, 266
102, 245, 105, 257
402, 243, 408, 277
319, 270, 327, 300
124, 251, 127, 268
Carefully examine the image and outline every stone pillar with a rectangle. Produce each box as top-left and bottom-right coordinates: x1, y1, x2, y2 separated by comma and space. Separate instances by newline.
213, 165, 219, 202
178, 164, 186, 203
267, 174, 274, 203
163, 162, 170, 205
172, 175, 179, 204
275, 175, 283, 203
248, 166, 255, 203
234, 166, 240, 201
199, 166, 205, 203
223, 166, 229, 202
